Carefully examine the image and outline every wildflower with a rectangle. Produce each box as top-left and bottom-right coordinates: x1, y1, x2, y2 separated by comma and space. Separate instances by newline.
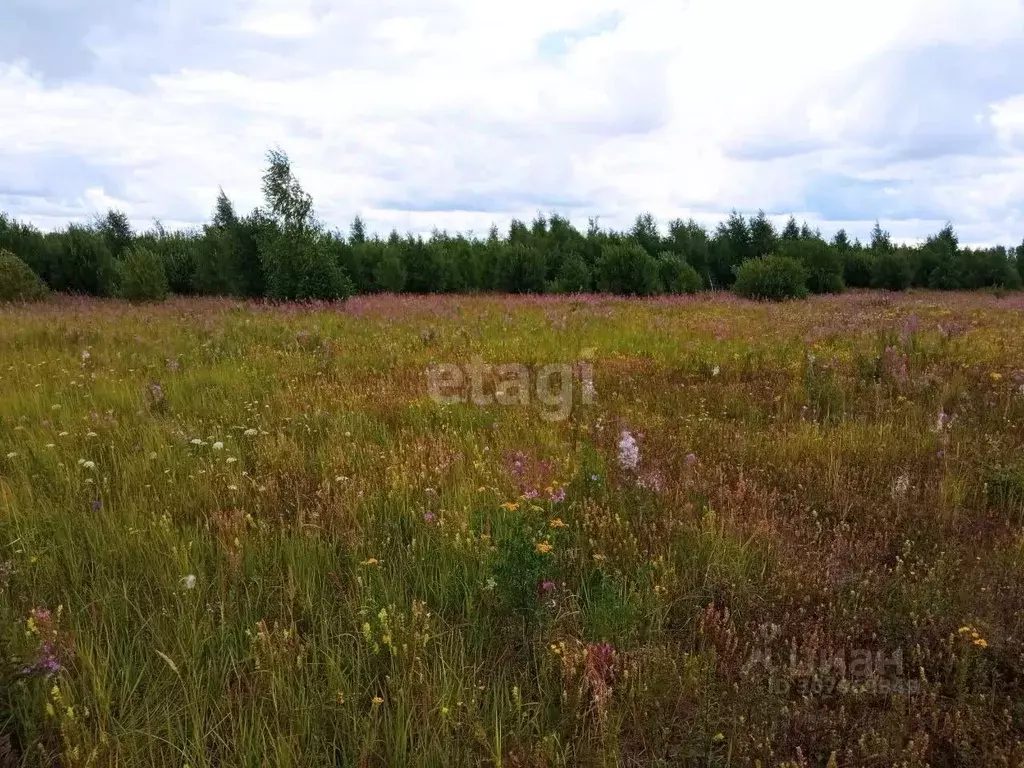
523, 489, 539, 500
86, 432, 98, 439
891, 473, 910, 499
80, 350, 90, 362
500, 502, 520, 512
371, 696, 384, 707
549, 518, 568, 529
711, 365, 720, 377
5, 452, 16, 460
244, 429, 258, 437
423, 511, 436, 523
91, 500, 101, 510
360, 558, 381, 567
226, 456, 238, 464
590, 474, 600, 481
180, 574, 197, 590
46, 443, 55, 449
484, 577, 497, 591
82, 460, 96, 471
51, 404, 61, 411
535, 541, 554, 554
991, 372, 1002, 382
59, 431, 68, 437
550, 487, 566, 502
618, 429, 640, 471
540, 580, 556, 592
685, 453, 698, 467
228, 485, 238, 491
190, 438, 203, 446
212, 442, 224, 451
149, 452, 158, 460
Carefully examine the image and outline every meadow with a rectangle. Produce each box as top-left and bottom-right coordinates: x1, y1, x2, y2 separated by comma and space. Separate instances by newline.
1, 290, 1024, 767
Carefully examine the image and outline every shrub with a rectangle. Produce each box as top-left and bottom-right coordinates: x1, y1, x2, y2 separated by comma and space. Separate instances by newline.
732, 255, 809, 301
49, 225, 117, 296
781, 238, 844, 294
498, 243, 547, 293
843, 249, 875, 288
0, 249, 48, 302
871, 250, 913, 291
373, 246, 408, 293
658, 253, 703, 294
117, 247, 169, 302
556, 252, 592, 293
596, 242, 661, 296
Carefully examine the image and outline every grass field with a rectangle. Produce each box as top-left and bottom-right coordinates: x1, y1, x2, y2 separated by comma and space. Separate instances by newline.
2, 291, 1024, 767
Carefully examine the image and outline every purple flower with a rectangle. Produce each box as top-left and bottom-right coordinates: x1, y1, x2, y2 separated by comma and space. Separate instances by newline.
423, 511, 436, 523
91, 500, 102, 510
684, 453, 698, 467
523, 489, 539, 500
550, 487, 566, 503
540, 580, 556, 592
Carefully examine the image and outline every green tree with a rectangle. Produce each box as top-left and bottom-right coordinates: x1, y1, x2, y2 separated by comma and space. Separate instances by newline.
50, 225, 117, 296
733, 255, 809, 301
257, 148, 350, 301
631, 212, 661, 257
781, 238, 844, 294
99, 209, 134, 261
749, 210, 778, 258
596, 242, 660, 295
117, 246, 169, 302
555, 252, 592, 293
781, 216, 801, 241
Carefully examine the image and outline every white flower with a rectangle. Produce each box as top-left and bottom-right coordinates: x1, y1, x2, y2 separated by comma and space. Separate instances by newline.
51, 404, 62, 411
149, 452, 158, 460
212, 442, 224, 451
226, 456, 238, 464
86, 432, 98, 439
243, 429, 258, 438
180, 574, 197, 590
891, 473, 910, 499
617, 429, 640, 471
81, 350, 90, 361
228, 484, 238, 491
58, 431, 69, 438
5, 452, 17, 460
190, 438, 203, 446
82, 460, 96, 471
712, 365, 720, 377
46, 443, 55, 449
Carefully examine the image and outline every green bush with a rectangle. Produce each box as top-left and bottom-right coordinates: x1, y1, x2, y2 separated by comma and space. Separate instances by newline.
843, 249, 876, 288
50, 225, 117, 296
373, 246, 408, 293
117, 247, 169, 302
596, 242, 661, 296
781, 238, 844, 294
260, 229, 352, 301
732, 255, 809, 301
658, 253, 703, 294
556, 252, 592, 293
871, 250, 913, 291
0, 249, 49, 302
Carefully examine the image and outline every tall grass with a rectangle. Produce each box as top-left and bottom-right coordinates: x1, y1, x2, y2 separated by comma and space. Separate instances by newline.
2, 291, 1024, 766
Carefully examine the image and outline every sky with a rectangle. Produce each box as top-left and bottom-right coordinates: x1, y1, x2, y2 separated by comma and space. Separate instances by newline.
1, 0, 1023, 246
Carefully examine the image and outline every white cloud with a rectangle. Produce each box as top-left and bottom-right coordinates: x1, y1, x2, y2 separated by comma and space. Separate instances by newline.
0, 0, 1023, 245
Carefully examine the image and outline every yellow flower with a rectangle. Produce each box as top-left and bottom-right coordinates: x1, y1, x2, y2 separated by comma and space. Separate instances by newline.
973, 638, 989, 649
500, 502, 519, 512
360, 558, 381, 567
371, 696, 384, 707
535, 541, 553, 554
549, 518, 568, 529
991, 372, 1003, 382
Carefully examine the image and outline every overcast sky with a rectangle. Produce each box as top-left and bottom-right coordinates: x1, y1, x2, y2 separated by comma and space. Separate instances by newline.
1, 0, 1023, 245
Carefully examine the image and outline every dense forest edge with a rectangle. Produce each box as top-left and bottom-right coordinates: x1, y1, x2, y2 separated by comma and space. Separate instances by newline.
2, 149, 1023, 303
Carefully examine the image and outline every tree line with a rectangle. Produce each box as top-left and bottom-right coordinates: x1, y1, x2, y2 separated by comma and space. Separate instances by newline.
1, 149, 1022, 302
